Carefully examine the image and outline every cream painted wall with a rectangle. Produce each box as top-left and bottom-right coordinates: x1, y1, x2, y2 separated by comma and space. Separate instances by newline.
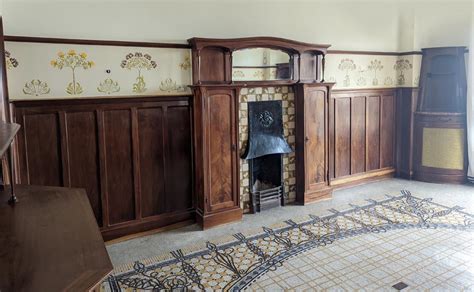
3, 0, 401, 51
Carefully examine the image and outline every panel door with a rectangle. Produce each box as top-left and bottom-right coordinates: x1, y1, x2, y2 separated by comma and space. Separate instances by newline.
304, 87, 328, 191
206, 89, 238, 212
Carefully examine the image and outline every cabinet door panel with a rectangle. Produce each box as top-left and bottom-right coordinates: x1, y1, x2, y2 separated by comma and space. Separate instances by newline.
23, 113, 62, 186
65, 111, 102, 226
304, 89, 327, 189
207, 93, 236, 211
138, 107, 166, 217
103, 109, 135, 225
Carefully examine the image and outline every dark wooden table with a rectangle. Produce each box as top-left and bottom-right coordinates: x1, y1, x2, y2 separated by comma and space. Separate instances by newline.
0, 185, 113, 291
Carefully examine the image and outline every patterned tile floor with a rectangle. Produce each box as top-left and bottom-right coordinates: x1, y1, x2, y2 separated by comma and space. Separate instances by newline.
101, 190, 474, 291
250, 228, 473, 291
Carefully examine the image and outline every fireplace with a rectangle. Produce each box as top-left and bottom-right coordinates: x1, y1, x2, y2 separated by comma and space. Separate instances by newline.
241, 100, 292, 213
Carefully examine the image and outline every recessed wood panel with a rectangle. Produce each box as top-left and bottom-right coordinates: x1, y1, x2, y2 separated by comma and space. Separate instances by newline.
351, 97, 366, 174
137, 107, 165, 218
64, 111, 102, 226
166, 106, 193, 212
334, 98, 351, 177
208, 94, 234, 209
103, 109, 135, 225
366, 95, 380, 171
305, 89, 326, 186
23, 113, 62, 186
380, 95, 395, 168
200, 47, 227, 83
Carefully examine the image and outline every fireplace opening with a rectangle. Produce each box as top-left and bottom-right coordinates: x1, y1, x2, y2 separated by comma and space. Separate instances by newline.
241, 100, 292, 213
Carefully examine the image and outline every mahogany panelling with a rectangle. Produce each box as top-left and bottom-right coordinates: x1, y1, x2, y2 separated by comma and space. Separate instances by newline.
192, 86, 241, 229
12, 96, 194, 240
295, 83, 333, 205
207, 92, 236, 211
351, 97, 366, 174
198, 47, 230, 83
305, 88, 326, 188
64, 111, 102, 225
329, 89, 397, 187
380, 94, 395, 168
103, 109, 135, 225
137, 107, 166, 217
22, 113, 62, 186
165, 106, 193, 212
334, 98, 351, 177
366, 95, 381, 171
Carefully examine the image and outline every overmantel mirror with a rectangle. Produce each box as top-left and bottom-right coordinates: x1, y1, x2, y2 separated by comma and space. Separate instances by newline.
187, 37, 330, 85
232, 48, 292, 81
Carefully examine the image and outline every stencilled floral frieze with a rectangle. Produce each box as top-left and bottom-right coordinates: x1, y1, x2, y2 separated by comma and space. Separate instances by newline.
180, 56, 191, 70
394, 59, 413, 86
159, 78, 187, 93
233, 70, 245, 78
367, 59, 383, 86
120, 52, 157, 93
97, 78, 120, 94
22, 79, 50, 96
5, 51, 19, 70
51, 50, 94, 95
338, 58, 356, 87
384, 76, 394, 86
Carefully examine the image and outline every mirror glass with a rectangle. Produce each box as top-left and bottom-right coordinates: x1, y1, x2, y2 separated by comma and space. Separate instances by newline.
232, 48, 291, 81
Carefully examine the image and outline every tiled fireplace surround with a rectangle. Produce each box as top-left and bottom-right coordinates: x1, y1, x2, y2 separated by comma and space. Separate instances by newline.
238, 86, 296, 212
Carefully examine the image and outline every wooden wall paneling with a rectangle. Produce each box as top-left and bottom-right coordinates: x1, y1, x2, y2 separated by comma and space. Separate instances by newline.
63, 111, 102, 226
102, 109, 135, 225
334, 98, 351, 178
137, 106, 166, 217
23, 113, 62, 186
12, 96, 195, 240
351, 96, 366, 174
165, 105, 193, 213
366, 95, 381, 171
380, 94, 395, 168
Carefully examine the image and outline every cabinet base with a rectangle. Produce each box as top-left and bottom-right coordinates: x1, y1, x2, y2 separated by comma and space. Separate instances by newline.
299, 187, 333, 205
196, 207, 243, 229
414, 172, 466, 184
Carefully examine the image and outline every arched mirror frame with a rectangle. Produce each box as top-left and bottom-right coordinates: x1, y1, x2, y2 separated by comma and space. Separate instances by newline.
188, 37, 330, 85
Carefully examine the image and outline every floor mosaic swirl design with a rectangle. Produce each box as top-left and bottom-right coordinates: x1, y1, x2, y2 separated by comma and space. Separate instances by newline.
101, 190, 474, 291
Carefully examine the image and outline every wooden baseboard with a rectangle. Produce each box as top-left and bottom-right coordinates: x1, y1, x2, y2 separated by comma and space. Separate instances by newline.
330, 168, 395, 189
196, 207, 243, 229
105, 219, 195, 245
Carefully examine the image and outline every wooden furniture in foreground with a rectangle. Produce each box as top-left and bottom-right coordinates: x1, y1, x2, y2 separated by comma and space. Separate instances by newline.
0, 185, 113, 291
12, 95, 194, 240
413, 47, 467, 183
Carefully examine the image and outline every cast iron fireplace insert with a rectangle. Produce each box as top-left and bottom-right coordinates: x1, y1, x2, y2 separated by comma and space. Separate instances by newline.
241, 100, 292, 213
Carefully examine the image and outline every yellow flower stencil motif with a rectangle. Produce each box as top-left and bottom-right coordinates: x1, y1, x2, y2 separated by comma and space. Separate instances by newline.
51, 49, 94, 95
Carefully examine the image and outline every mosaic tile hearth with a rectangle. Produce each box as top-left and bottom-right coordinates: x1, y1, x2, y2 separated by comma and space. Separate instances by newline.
100, 190, 474, 291
238, 86, 296, 211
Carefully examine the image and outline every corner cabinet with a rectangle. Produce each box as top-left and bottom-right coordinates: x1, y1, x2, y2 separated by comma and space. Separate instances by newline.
192, 86, 242, 229
295, 83, 333, 204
